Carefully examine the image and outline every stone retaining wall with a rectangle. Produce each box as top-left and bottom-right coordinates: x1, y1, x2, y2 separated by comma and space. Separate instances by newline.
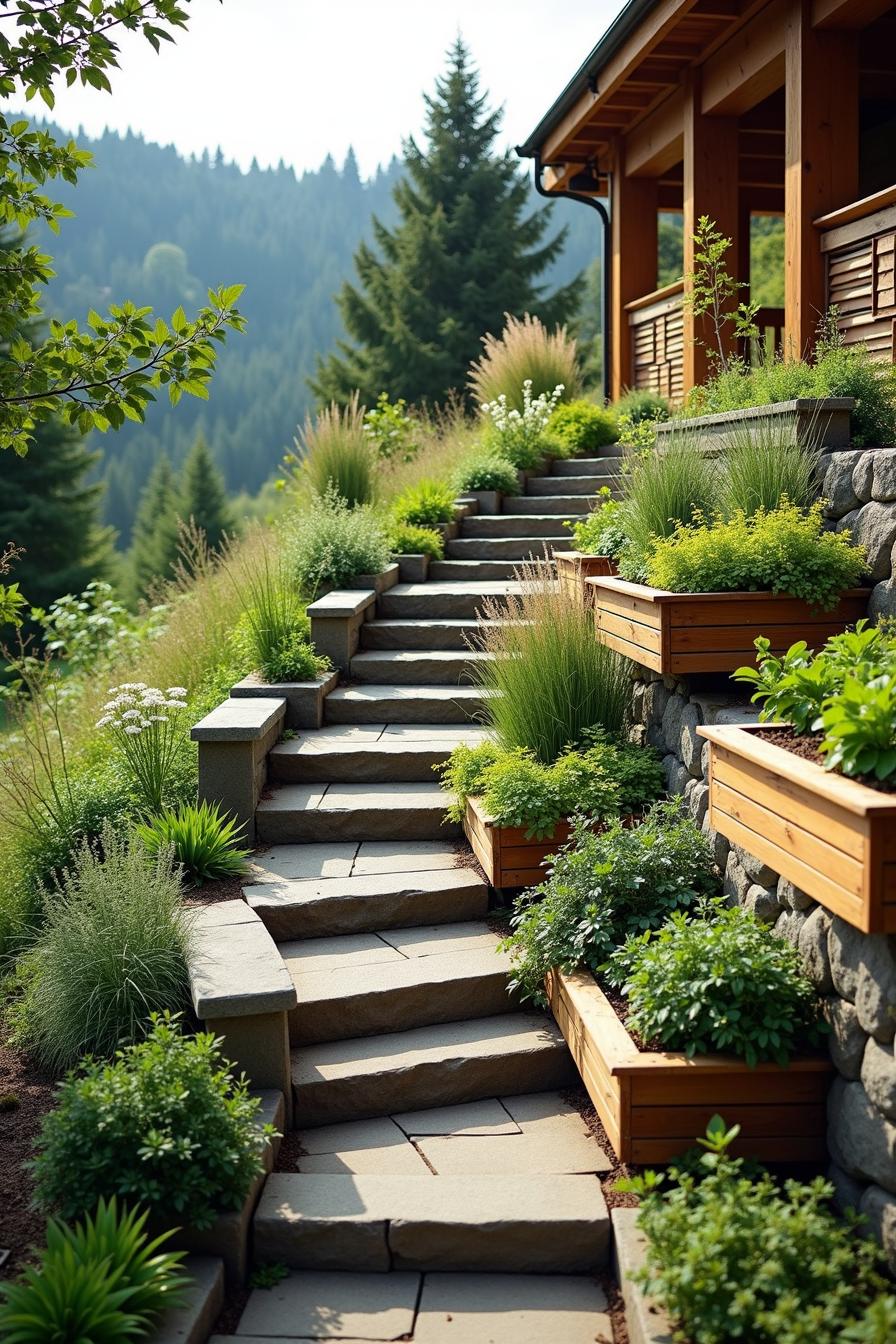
626, 446, 896, 1265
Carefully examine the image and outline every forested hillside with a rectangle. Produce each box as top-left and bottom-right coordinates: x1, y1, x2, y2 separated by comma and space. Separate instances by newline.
35, 125, 600, 544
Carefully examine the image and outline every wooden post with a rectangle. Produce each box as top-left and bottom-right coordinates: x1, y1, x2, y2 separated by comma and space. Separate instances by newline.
683, 70, 740, 390
610, 142, 658, 400
784, 0, 858, 358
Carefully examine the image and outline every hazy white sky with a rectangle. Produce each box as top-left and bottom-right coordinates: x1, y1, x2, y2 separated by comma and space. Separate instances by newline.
28, 0, 621, 176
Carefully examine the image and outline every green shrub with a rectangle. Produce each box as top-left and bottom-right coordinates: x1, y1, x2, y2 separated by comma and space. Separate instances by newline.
469, 312, 580, 410
452, 453, 519, 494
720, 416, 819, 517
606, 904, 823, 1065
503, 804, 717, 1004
646, 501, 867, 607
571, 491, 627, 557
0, 1198, 190, 1344
440, 732, 664, 836
387, 521, 444, 560
473, 564, 631, 763
614, 388, 671, 424
32, 1013, 274, 1228
617, 428, 719, 579
392, 479, 456, 527
286, 487, 391, 595
621, 1120, 890, 1344
295, 394, 374, 506
15, 826, 191, 1072
363, 393, 419, 464
548, 399, 618, 454
137, 801, 249, 885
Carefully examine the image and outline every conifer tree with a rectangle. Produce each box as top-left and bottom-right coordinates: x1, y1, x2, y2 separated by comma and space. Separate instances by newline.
179, 432, 235, 553
313, 38, 579, 406
130, 455, 182, 596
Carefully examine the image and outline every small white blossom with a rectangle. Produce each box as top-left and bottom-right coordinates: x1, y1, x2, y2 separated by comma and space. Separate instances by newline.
124, 724, 142, 735
166, 686, 187, 698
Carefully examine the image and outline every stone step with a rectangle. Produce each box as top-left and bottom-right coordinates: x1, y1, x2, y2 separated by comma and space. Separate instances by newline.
359, 618, 500, 651
446, 536, 554, 560
245, 865, 489, 940
253, 1172, 609, 1273
325, 684, 489, 725
223, 1270, 612, 1344
462, 514, 574, 538
269, 725, 490, 783
502, 495, 594, 515
293, 1012, 577, 1124
282, 922, 513, 1044
552, 448, 624, 471
428, 557, 551, 581
255, 782, 458, 845
349, 649, 489, 687
378, 580, 522, 620
527, 474, 617, 496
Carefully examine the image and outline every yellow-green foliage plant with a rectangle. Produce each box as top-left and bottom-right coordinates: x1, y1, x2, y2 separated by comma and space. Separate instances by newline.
469, 312, 580, 410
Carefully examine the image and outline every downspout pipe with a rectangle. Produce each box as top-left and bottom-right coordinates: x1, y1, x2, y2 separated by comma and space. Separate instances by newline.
526, 151, 612, 406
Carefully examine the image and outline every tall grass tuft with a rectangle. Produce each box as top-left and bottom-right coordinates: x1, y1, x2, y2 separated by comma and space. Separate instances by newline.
297, 393, 374, 506
16, 825, 192, 1073
469, 313, 580, 411
618, 427, 719, 579
473, 564, 630, 763
719, 415, 819, 517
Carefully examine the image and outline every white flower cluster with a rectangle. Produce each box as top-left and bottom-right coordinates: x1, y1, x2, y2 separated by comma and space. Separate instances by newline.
480, 379, 565, 437
96, 684, 187, 735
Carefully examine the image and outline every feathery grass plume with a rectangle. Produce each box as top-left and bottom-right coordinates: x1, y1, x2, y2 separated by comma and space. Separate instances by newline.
296, 392, 374, 507
472, 562, 630, 764
469, 313, 580, 410
617, 424, 720, 579
222, 541, 326, 682
719, 413, 819, 517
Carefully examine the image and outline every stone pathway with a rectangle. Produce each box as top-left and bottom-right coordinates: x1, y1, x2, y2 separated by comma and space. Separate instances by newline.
235, 454, 621, 1341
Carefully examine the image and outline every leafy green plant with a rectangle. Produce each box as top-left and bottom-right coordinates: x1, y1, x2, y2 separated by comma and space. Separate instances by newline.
469, 312, 580, 410
387, 521, 444, 560
547, 399, 618, 454
292, 393, 375, 507
473, 563, 631, 763
392, 479, 456, 527
95, 683, 189, 816
646, 501, 867, 607
137, 801, 249, 885
818, 675, 896, 781
480, 380, 565, 469
606, 903, 823, 1065
32, 581, 147, 673
286, 487, 391, 595
226, 551, 328, 684
249, 1262, 291, 1290
571, 490, 627, 557
685, 215, 759, 373
614, 388, 670, 424
503, 804, 717, 1004
14, 825, 191, 1072
720, 416, 819, 517
0, 1198, 190, 1344
363, 393, 419, 463
32, 1013, 274, 1229
617, 428, 719, 580
842, 1298, 896, 1343
452, 452, 519, 494
619, 1119, 890, 1344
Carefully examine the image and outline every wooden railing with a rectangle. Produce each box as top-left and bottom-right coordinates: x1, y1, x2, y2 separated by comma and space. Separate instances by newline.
815, 185, 896, 364
626, 281, 685, 402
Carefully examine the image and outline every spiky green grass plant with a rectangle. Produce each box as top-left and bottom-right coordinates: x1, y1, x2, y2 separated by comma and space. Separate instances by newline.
468, 313, 580, 410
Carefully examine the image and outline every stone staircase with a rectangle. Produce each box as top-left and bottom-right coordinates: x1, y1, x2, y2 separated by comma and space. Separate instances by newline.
225, 454, 619, 1342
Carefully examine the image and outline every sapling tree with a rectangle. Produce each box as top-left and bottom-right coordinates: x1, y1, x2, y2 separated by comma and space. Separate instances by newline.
685, 215, 759, 373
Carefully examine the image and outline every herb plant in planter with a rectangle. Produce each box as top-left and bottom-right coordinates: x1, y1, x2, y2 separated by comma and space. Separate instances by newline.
556, 489, 625, 600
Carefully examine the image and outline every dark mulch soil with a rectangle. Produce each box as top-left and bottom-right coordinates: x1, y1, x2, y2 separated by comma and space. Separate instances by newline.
183, 873, 248, 907
0, 1040, 56, 1277
755, 726, 896, 793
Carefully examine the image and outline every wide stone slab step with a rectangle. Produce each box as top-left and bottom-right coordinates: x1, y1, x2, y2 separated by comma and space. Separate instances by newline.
269, 725, 489, 783
377, 580, 522, 620
552, 449, 624, 471
359, 618, 502, 651
292, 1012, 576, 1124
349, 649, 490, 687
245, 865, 489, 940
526, 474, 616, 496
463, 514, 574, 538
325, 684, 489, 725
255, 782, 458, 845
253, 1171, 609, 1273
502, 495, 595, 515
282, 922, 513, 1044
446, 536, 554, 560
428, 558, 546, 581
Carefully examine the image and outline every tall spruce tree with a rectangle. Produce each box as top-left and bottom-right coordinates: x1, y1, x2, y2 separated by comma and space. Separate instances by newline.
313, 38, 580, 406
179, 432, 235, 553
130, 455, 182, 596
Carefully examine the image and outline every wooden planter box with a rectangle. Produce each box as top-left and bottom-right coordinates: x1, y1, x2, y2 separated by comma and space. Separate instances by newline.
555, 550, 618, 603
700, 722, 896, 934
546, 968, 831, 1164
589, 576, 869, 676
654, 396, 855, 454
464, 795, 573, 889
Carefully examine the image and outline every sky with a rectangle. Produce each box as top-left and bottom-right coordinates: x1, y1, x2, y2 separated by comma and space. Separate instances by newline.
25, 0, 622, 177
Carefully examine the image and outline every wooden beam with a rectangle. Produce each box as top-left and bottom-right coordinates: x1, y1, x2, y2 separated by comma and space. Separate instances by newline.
784, 0, 859, 356
611, 143, 659, 399
624, 88, 686, 176
813, 0, 895, 29
701, 0, 787, 115
682, 70, 741, 388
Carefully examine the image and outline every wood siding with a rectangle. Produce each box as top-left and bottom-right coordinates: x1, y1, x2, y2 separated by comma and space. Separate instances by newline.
821, 197, 896, 363
627, 282, 685, 402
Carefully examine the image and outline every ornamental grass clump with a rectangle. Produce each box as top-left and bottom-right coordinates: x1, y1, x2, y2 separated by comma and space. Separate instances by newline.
469, 312, 580, 409
226, 549, 329, 683
294, 393, 374, 506
617, 427, 719, 579
719, 415, 819, 517
606, 903, 824, 1065
479, 380, 565, 470
645, 500, 867, 607
473, 563, 630, 763
96, 683, 188, 816
137, 800, 249, 885
392, 479, 456, 527
32, 1012, 274, 1229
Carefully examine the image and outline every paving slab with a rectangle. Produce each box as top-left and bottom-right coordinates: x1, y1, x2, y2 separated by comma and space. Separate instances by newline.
247, 845, 358, 883
379, 724, 490, 742
392, 1099, 520, 1137
295, 1116, 430, 1174
501, 1090, 583, 1125
257, 783, 459, 845
256, 784, 327, 814
351, 842, 467, 875
236, 1270, 421, 1340
414, 1273, 613, 1344
415, 1114, 611, 1176
378, 922, 503, 958
280, 933, 405, 976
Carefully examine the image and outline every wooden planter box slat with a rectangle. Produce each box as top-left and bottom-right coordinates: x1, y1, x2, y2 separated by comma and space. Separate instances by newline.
546, 968, 831, 1164
589, 576, 869, 676
700, 723, 896, 933
555, 551, 618, 603
464, 795, 571, 888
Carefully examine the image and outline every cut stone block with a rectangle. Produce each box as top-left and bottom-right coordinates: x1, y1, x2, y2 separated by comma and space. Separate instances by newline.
150, 1257, 224, 1344
378, 580, 523, 620
429, 558, 530, 580
415, 1113, 611, 1175
189, 902, 296, 1019
528, 474, 612, 496
392, 1099, 521, 1137
414, 1273, 612, 1344
464, 515, 573, 537
306, 589, 377, 619
269, 735, 459, 784
246, 843, 359, 884
325, 683, 488, 726
281, 931, 405, 976
231, 670, 338, 730
256, 781, 459, 845
350, 649, 493, 686
235, 1270, 420, 1340
378, 921, 503, 958
298, 1115, 409, 1153
503, 495, 593, 515
612, 1207, 674, 1344
190, 697, 285, 742
352, 841, 465, 873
